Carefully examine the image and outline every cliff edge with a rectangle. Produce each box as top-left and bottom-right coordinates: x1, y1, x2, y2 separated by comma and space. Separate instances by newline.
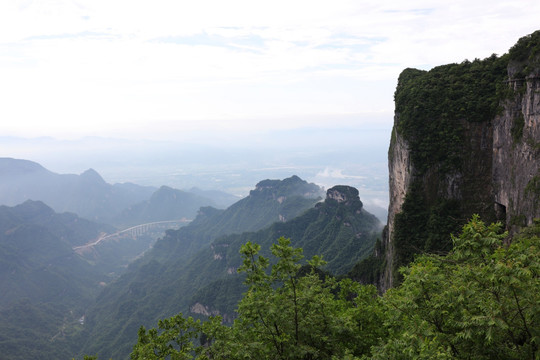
352, 31, 540, 292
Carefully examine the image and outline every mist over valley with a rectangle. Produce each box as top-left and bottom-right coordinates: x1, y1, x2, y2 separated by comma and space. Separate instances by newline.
2, 125, 391, 222
0, 2, 538, 359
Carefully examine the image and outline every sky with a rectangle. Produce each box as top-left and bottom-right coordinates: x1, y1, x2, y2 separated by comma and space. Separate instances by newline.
0, 1, 539, 212
1, 1, 538, 140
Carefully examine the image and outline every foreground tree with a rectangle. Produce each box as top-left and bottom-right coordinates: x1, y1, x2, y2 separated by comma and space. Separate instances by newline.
372, 216, 539, 360
126, 218, 538, 360
131, 314, 222, 359
129, 237, 384, 360
204, 237, 385, 360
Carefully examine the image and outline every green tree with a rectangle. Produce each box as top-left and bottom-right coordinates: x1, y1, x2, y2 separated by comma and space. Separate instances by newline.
98, 218, 539, 360
131, 314, 201, 359
129, 237, 385, 360
205, 237, 385, 360
130, 313, 225, 359
372, 216, 540, 359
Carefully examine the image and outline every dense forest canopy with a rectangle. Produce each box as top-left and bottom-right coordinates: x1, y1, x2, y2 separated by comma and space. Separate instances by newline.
82, 217, 538, 360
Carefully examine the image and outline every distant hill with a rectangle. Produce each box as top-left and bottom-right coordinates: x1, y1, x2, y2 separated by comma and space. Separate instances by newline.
0, 158, 241, 279
114, 185, 217, 227
0, 158, 156, 222
0, 201, 113, 359
80, 175, 324, 359
148, 175, 324, 264
0, 158, 231, 227
189, 187, 241, 209
0, 200, 114, 249
213, 185, 381, 275
188, 185, 382, 318
0, 200, 112, 308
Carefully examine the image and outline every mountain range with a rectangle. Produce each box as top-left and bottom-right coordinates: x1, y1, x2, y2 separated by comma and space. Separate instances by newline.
0, 201, 112, 359
79, 178, 381, 359
1, 30, 539, 360
0, 157, 239, 225
0, 171, 380, 359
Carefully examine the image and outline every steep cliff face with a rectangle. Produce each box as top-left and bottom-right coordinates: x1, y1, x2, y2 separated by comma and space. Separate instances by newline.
383, 127, 413, 288
380, 31, 540, 291
493, 72, 540, 230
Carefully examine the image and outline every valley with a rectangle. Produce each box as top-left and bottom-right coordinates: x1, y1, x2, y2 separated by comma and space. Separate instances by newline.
0, 161, 384, 358
73, 220, 190, 254
0, 29, 538, 360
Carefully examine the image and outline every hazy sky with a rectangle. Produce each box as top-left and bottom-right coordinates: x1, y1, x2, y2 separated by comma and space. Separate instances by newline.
1, 1, 538, 141
1, 1, 539, 214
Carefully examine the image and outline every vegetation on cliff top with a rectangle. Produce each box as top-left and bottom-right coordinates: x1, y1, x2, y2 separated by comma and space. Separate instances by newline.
394, 54, 508, 175
507, 30, 540, 76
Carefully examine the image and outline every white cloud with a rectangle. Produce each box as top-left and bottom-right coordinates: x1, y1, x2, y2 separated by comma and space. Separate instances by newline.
0, 1, 538, 139
314, 168, 367, 181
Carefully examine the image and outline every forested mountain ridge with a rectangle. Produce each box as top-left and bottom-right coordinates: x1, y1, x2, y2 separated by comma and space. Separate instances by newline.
352, 30, 540, 291
210, 185, 380, 276
144, 175, 324, 265
113, 185, 216, 227
0, 201, 115, 359
80, 176, 324, 359
0, 158, 157, 222
127, 217, 539, 360
188, 185, 381, 319
0, 201, 111, 308
0, 200, 115, 247
0, 158, 224, 225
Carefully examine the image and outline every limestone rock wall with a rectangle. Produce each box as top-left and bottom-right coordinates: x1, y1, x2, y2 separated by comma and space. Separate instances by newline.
493, 75, 540, 229
383, 125, 413, 289
380, 32, 540, 292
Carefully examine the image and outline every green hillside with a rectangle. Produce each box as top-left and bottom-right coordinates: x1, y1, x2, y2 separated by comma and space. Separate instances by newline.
189, 185, 382, 318
80, 176, 323, 359
0, 201, 113, 359
0, 158, 157, 223
142, 175, 323, 266
125, 218, 539, 360
114, 185, 216, 227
